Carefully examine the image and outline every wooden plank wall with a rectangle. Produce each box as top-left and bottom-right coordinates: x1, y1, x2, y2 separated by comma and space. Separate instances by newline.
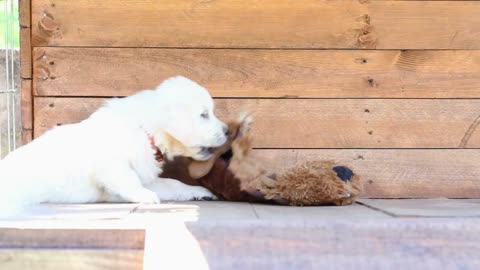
21, 0, 480, 198
19, 0, 32, 144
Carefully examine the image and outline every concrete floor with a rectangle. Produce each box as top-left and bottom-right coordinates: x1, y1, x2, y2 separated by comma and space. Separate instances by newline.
0, 199, 479, 270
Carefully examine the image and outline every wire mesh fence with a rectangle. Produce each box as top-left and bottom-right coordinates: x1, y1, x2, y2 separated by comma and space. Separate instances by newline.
0, 0, 20, 159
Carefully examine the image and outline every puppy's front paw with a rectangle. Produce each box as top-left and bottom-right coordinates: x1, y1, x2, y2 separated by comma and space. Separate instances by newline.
132, 189, 161, 204
185, 186, 218, 201
193, 195, 217, 201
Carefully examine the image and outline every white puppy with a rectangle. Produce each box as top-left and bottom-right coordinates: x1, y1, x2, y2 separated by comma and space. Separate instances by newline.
0, 76, 227, 217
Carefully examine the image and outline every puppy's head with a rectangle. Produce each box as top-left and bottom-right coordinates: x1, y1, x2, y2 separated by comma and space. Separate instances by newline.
154, 76, 228, 160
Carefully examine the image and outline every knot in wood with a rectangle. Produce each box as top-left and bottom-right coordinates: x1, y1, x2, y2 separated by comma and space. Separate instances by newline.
357, 28, 377, 49
39, 13, 63, 39
34, 66, 50, 80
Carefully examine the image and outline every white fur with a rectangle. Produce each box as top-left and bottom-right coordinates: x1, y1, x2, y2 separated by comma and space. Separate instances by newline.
0, 76, 227, 218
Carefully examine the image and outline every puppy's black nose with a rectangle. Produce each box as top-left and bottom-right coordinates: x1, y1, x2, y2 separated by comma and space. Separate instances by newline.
333, 166, 354, 182
222, 125, 229, 136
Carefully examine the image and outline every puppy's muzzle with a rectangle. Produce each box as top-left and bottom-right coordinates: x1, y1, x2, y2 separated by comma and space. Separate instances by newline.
197, 147, 214, 161
212, 124, 229, 146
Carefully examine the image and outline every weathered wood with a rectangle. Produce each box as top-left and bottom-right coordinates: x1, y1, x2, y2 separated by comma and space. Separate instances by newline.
253, 149, 480, 198
33, 97, 480, 148
21, 79, 32, 145
19, 0, 32, 143
19, 0, 31, 79
0, 228, 144, 249
20, 27, 31, 79
0, 249, 143, 270
19, 0, 31, 28
31, 0, 480, 49
32, 48, 480, 98
21, 130, 33, 146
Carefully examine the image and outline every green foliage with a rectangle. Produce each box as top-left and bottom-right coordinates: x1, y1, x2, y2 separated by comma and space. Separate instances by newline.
0, 0, 19, 49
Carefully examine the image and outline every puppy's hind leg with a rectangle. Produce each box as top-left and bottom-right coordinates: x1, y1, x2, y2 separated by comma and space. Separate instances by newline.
145, 178, 217, 201
99, 167, 160, 204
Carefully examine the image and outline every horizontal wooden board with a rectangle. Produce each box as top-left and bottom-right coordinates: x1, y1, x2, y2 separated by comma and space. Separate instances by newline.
33, 48, 480, 98
0, 229, 144, 249
253, 149, 480, 198
0, 249, 143, 270
34, 98, 480, 148
31, 0, 480, 49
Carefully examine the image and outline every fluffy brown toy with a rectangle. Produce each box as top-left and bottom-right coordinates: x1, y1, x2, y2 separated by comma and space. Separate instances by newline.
162, 114, 362, 206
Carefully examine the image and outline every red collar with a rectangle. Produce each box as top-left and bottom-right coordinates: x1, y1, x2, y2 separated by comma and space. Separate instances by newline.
147, 134, 164, 162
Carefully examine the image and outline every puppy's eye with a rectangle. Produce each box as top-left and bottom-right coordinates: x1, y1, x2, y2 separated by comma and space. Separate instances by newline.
201, 111, 209, 119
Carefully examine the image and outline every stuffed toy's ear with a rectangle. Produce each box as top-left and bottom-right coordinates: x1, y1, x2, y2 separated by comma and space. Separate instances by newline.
187, 112, 253, 179
236, 111, 253, 136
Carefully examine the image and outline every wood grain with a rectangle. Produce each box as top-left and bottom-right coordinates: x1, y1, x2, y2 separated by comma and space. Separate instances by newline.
253, 149, 480, 198
19, 0, 31, 79
32, 48, 480, 98
21, 79, 32, 145
21, 130, 33, 146
0, 249, 143, 270
0, 228, 144, 249
33, 97, 480, 148
19, 0, 30, 28
20, 28, 31, 80
31, 0, 480, 49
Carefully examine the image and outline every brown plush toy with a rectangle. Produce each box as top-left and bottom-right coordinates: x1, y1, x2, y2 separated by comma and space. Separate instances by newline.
161, 113, 362, 206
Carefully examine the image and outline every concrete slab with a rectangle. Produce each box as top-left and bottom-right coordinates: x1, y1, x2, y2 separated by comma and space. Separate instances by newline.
253, 203, 391, 219
359, 199, 480, 217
